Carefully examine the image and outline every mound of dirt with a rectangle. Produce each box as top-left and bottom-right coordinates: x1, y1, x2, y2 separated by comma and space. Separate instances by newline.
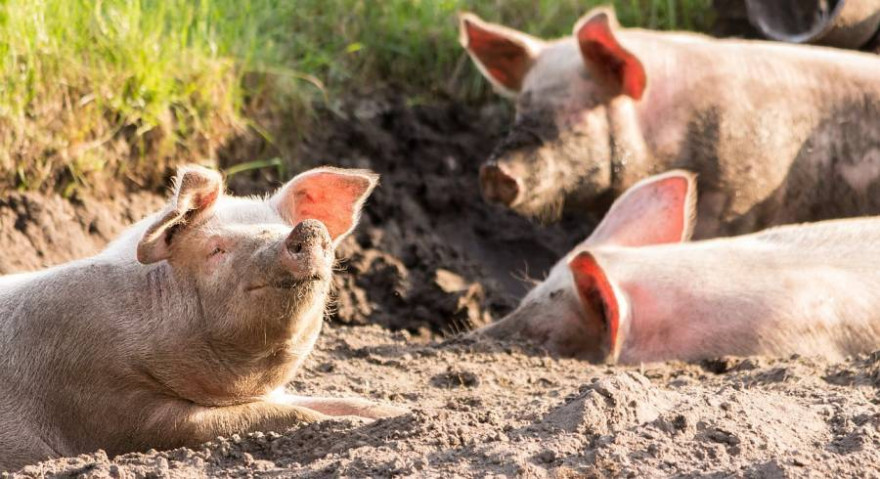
0, 191, 162, 274
13, 326, 880, 477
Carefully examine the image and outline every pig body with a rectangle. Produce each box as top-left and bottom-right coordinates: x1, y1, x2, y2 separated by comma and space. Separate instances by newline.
461, 8, 880, 237
587, 220, 880, 363
477, 171, 880, 363
0, 166, 401, 471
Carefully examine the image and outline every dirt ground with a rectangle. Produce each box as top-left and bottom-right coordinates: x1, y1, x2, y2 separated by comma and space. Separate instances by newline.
10, 328, 880, 478
4, 98, 880, 477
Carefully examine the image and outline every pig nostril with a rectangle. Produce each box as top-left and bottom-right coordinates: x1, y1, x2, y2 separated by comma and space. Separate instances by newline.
480, 164, 520, 206
286, 219, 332, 257
496, 175, 519, 205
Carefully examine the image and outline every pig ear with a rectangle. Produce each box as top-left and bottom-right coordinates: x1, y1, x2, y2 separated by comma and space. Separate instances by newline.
459, 12, 544, 98
271, 167, 379, 245
586, 170, 697, 247
137, 166, 224, 265
574, 8, 647, 100
569, 252, 625, 363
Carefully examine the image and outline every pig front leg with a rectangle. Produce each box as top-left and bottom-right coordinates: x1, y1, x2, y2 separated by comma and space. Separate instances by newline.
142, 400, 329, 450
269, 390, 407, 419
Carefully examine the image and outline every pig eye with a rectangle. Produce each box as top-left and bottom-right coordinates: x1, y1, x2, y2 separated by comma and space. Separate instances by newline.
208, 246, 226, 257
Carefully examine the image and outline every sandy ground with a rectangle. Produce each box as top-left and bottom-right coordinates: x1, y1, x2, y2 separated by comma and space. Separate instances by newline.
3, 97, 879, 477
10, 326, 880, 477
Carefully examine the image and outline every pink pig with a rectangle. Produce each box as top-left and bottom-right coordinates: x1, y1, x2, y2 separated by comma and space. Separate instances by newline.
475, 170, 880, 363
460, 7, 880, 237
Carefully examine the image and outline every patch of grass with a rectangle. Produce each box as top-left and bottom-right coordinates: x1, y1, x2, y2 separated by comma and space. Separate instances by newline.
280, 0, 713, 100
0, 0, 244, 193
0, 0, 712, 194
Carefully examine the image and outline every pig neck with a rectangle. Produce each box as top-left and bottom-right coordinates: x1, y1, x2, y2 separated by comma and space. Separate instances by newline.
0, 256, 308, 406
605, 95, 648, 195
612, 30, 880, 193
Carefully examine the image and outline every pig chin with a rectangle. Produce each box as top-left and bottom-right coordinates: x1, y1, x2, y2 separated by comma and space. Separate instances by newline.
245, 269, 330, 293
510, 188, 567, 224
247, 271, 331, 325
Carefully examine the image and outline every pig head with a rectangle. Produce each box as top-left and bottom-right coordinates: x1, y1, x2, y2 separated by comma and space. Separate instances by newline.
474, 170, 697, 363
130, 166, 373, 401
461, 7, 880, 236
0, 165, 403, 471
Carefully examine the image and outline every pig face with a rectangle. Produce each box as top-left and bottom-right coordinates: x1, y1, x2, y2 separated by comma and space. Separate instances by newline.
473, 170, 695, 363
460, 8, 647, 221
136, 166, 377, 357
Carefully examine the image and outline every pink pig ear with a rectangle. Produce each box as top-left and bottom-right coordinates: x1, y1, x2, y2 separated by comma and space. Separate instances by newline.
271, 167, 379, 245
586, 170, 697, 247
574, 8, 647, 100
137, 165, 224, 264
459, 12, 544, 97
569, 251, 624, 363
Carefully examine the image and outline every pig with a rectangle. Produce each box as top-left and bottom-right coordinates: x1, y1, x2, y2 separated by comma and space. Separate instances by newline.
0, 165, 403, 471
474, 169, 880, 364
459, 7, 880, 237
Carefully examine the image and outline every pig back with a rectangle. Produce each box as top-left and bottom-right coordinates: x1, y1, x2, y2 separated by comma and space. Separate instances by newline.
628, 32, 880, 237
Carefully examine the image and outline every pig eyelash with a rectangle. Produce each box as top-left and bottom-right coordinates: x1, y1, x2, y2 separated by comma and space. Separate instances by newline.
208, 246, 226, 257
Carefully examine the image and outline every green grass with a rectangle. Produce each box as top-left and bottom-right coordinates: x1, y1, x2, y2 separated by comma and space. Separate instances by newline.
280, 0, 713, 99
0, 0, 712, 194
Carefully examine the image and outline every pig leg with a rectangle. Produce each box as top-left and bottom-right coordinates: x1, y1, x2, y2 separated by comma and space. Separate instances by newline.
143, 400, 329, 449
268, 390, 406, 419
0, 433, 61, 471
280, 395, 406, 419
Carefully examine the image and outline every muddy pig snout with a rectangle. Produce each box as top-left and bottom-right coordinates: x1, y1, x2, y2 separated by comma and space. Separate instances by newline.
282, 219, 332, 279
480, 161, 522, 206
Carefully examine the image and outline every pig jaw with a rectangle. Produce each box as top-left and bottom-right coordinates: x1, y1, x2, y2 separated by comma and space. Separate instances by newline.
165, 285, 330, 406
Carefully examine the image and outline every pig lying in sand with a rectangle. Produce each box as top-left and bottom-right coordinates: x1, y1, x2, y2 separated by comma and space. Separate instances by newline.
460, 7, 880, 237
0, 165, 403, 471
475, 170, 880, 364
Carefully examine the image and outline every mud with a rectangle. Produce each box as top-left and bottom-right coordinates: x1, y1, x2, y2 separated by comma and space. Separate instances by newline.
3, 98, 879, 477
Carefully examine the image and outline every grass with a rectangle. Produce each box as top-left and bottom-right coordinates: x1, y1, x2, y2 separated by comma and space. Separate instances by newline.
283, 0, 713, 99
0, 0, 712, 195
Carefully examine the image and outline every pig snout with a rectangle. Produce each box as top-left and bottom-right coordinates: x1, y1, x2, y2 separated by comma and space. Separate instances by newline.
480, 162, 522, 206
282, 219, 332, 280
